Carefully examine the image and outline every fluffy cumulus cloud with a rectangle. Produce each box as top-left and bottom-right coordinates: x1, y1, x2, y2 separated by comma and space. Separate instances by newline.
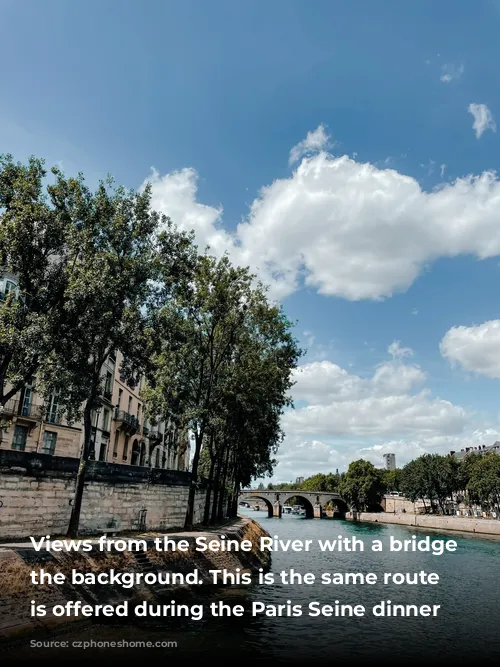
440, 320, 500, 378
144, 125, 500, 302
468, 103, 496, 139
263, 342, 475, 480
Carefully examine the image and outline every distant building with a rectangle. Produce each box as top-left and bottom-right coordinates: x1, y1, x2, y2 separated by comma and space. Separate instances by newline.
383, 453, 396, 471
450, 442, 500, 460
296, 476, 304, 484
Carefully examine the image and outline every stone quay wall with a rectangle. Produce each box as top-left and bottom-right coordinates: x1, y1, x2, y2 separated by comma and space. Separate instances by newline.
346, 511, 500, 536
0, 450, 207, 540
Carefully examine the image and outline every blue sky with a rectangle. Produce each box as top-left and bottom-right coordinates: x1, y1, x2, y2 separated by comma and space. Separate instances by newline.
3, 0, 500, 481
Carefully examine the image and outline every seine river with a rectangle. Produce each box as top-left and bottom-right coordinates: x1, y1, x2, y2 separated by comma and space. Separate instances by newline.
5, 511, 500, 664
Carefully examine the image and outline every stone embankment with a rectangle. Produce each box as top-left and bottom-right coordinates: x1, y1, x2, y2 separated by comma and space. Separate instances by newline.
347, 511, 500, 536
0, 517, 270, 641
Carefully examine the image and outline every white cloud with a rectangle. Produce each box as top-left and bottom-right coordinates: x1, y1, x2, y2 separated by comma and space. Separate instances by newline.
388, 340, 413, 359
285, 345, 466, 439
270, 429, 500, 482
259, 341, 482, 479
288, 124, 331, 165
144, 135, 500, 302
468, 103, 496, 139
440, 63, 464, 83
440, 320, 500, 378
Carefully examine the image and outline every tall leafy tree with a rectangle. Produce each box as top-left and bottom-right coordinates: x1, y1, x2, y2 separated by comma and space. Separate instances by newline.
206, 289, 301, 521
466, 453, 500, 512
0, 155, 69, 410
143, 253, 255, 528
338, 459, 385, 511
39, 170, 182, 537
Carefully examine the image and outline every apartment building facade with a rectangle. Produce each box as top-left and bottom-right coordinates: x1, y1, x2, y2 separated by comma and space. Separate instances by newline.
0, 273, 189, 470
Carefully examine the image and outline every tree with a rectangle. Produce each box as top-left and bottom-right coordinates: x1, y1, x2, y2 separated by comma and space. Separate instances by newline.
382, 468, 402, 493
208, 290, 301, 521
0, 155, 69, 410
39, 170, 184, 537
400, 454, 460, 513
300, 472, 340, 492
338, 459, 385, 511
467, 453, 500, 512
143, 253, 256, 529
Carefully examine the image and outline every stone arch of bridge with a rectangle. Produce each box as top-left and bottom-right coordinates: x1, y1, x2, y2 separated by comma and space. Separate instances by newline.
280, 494, 315, 518
242, 495, 274, 518
325, 497, 349, 515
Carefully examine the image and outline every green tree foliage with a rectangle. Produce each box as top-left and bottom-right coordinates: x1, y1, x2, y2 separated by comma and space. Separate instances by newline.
382, 468, 402, 493
466, 453, 500, 512
47, 172, 171, 537
143, 252, 301, 528
300, 472, 341, 492
338, 459, 385, 511
400, 454, 460, 513
0, 155, 69, 409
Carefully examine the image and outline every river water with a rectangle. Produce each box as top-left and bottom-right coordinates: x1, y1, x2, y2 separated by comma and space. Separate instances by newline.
5, 510, 500, 664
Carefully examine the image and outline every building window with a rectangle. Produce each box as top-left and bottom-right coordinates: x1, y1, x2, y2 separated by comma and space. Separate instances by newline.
21, 383, 33, 417
42, 431, 57, 455
123, 435, 130, 460
102, 408, 110, 432
128, 396, 132, 414
46, 391, 60, 424
112, 431, 119, 458
5, 280, 16, 295
104, 371, 112, 399
118, 388, 123, 408
12, 425, 28, 451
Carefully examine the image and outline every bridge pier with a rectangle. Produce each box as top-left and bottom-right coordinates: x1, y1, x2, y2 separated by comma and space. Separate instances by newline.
273, 502, 282, 518
313, 504, 323, 519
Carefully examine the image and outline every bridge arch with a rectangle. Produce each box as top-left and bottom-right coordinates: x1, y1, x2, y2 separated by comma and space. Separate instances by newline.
240, 495, 274, 518
280, 495, 315, 518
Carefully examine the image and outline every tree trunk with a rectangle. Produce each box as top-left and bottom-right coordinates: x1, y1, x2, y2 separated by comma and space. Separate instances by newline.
184, 430, 203, 530
211, 455, 223, 524
67, 400, 93, 537
230, 478, 240, 517
203, 456, 216, 526
217, 447, 230, 521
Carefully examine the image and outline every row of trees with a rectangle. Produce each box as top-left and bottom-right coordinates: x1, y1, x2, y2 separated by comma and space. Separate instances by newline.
0, 154, 302, 535
393, 453, 500, 514
261, 452, 500, 513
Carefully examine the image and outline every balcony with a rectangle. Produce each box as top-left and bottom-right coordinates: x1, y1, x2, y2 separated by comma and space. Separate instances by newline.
0, 398, 19, 419
3, 400, 44, 427
142, 425, 149, 437
19, 402, 44, 421
148, 429, 161, 441
113, 409, 140, 434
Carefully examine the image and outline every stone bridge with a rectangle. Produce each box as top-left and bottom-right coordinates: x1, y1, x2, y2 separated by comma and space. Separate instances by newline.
239, 489, 348, 518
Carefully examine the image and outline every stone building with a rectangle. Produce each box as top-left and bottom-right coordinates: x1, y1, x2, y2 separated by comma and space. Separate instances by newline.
450, 443, 500, 459
0, 275, 189, 471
